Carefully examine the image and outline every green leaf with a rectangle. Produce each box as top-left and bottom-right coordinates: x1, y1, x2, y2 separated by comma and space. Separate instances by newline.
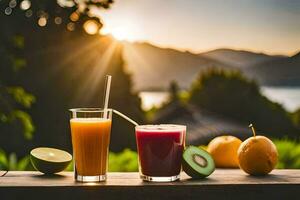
13, 58, 27, 71
109, 149, 138, 172
12, 35, 24, 49
17, 156, 31, 171
0, 150, 34, 171
7, 87, 35, 108
8, 153, 17, 170
9, 110, 35, 140
274, 139, 300, 169
0, 149, 8, 170
0, 113, 8, 123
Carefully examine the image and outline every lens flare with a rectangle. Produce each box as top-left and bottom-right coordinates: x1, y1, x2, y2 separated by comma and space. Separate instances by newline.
83, 20, 100, 35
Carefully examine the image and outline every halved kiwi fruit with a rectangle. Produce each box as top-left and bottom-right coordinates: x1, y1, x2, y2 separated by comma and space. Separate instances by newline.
183, 146, 215, 178
30, 147, 72, 174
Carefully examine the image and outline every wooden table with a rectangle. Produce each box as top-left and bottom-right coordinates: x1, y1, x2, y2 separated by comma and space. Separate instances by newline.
1, 170, 300, 200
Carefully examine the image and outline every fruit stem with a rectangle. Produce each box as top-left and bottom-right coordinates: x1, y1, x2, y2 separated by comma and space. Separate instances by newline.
249, 123, 256, 137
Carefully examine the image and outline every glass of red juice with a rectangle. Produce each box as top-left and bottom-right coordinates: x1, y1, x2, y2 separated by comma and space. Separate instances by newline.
135, 124, 186, 182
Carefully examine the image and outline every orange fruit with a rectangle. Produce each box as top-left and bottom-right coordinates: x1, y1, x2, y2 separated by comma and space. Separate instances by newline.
207, 135, 242, 168
238, 136, 278, 176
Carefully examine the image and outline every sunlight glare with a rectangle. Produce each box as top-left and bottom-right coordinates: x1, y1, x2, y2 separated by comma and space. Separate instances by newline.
100, 23, 138, 41
73, 39, 119, 103
111, 27, 129, 41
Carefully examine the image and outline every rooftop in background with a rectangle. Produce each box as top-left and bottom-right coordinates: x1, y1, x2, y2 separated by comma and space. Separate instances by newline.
152, 102, 252, 144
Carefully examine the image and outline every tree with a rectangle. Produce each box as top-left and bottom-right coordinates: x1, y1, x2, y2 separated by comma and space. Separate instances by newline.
0, 32, 35, 152
190, 68, 299, 139
169, 80, 180, 102
1, 0, 144, 157
0, 1, 111, 151
106, 43, 144, 151
292, 108, 300, 128
0, 20, 37, 169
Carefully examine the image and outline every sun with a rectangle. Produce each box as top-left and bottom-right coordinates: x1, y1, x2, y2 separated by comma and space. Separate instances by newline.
100, 23, 137, 41
111, 27, 130, 41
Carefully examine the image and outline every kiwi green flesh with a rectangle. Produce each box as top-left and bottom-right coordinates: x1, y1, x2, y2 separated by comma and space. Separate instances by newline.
30, 147, 72, 174
183, 146, 215, 179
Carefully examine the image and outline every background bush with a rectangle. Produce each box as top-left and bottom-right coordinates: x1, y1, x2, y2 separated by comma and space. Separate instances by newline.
274, 139, 300, 169
2, 140, 300, 171
109, 149, 138, 172
190, 68, 299, 139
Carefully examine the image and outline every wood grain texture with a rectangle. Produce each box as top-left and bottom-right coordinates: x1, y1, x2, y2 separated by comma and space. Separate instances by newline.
0, 170, 300, 200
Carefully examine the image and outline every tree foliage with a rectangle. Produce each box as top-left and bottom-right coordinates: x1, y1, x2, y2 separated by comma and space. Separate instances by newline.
0, 148, 33, 170
106, 44, 144, 151
190, 68, 299, 139
169, 80, 180, 103
274, 139, 300, 169
291, 108, 300, 128
1, 0, 113, 28
0, 31, 35, 141
0, 0, 144, 157
109, 149, 138, 172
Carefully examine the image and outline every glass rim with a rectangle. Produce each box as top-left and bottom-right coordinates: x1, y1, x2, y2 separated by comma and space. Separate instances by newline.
69, 108, 113, 113
135, 124, 186, 132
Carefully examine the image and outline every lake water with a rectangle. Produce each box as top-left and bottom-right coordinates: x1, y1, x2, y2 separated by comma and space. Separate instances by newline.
139, 91, 170, 110
260, 87, 300, 112
139, 87, 300, 112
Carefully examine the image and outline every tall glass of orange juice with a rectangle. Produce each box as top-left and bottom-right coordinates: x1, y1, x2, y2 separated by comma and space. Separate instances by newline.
69, 108, 112, 182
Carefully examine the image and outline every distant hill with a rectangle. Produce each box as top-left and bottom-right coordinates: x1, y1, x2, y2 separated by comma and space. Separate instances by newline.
122, 41, 299, 90
123, 42, 234, 91
247, 51, 300, 86
201, 48, 284, 68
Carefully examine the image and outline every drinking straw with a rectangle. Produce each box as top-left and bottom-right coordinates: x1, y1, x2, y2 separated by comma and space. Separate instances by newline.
103, 75, 112, 119
113, 109, 139, 126
102, 75, 138, 126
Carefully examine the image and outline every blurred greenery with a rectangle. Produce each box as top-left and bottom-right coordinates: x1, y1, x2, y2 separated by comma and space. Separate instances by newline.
66, 149, 138, 172
274, 139, 300, 169
9, 149, 139, 172
291, 108, 300, 129
0, 0, 143, 157
3, 140, 300, 171
0, 32, 35, 148
190, 68, 299, 139
7, 87, 35, 108
0, 149, 33, 171
109, 149, 138, 172
169, 81, 180, 103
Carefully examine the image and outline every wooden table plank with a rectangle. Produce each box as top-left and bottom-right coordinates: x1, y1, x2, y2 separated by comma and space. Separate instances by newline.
1, 169, 300, 186
0, 170, 300, 200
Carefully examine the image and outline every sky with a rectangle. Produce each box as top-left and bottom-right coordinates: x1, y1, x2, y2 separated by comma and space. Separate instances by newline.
95, 0, 300, 56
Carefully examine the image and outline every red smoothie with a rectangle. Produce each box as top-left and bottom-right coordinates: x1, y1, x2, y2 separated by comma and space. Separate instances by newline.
135, 125, 186, 177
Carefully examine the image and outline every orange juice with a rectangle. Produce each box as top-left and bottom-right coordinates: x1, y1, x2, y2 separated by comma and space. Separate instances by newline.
70, 118, 111, 176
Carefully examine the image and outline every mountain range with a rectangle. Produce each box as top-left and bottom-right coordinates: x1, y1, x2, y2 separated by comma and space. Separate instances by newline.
246, 52, 300, 86
122, 41, 300, 91
201, 48, 284, 68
